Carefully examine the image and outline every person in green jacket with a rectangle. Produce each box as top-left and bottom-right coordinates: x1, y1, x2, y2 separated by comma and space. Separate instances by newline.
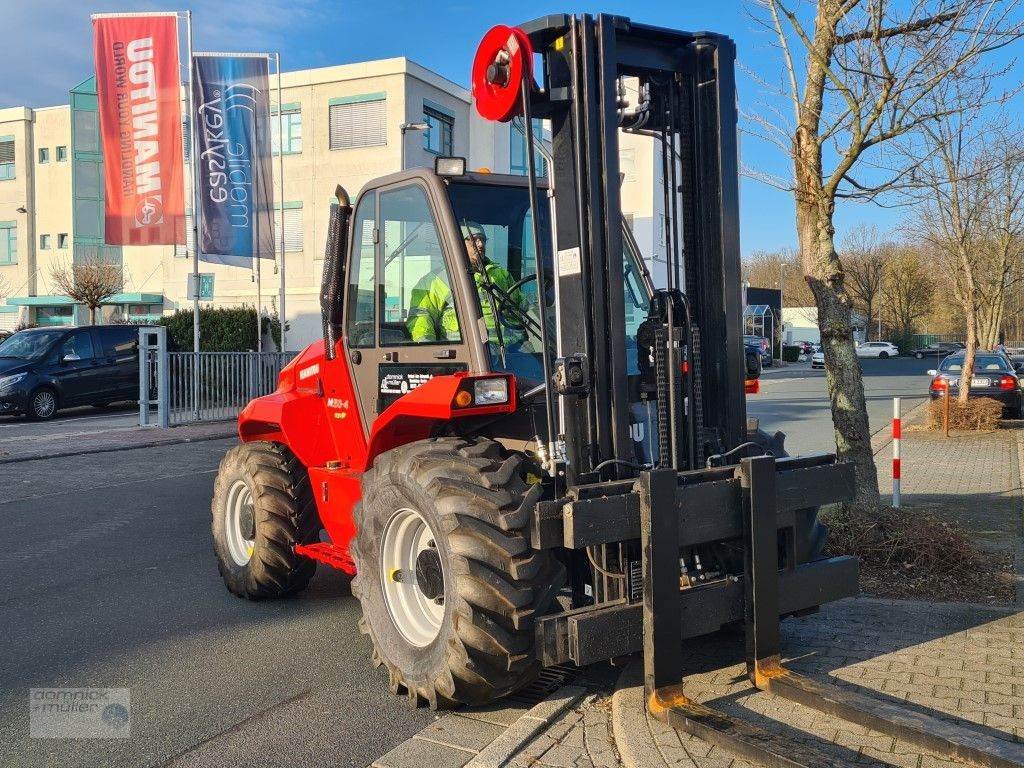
407, 224, 525, 343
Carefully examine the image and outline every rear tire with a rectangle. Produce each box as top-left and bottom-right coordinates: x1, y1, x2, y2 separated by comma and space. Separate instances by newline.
211, 441, 319, 599
879, 351, 889, 359
352, 436, 565, 709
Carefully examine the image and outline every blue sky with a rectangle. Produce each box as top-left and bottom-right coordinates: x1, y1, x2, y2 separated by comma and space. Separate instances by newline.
6, 1, 1016, 255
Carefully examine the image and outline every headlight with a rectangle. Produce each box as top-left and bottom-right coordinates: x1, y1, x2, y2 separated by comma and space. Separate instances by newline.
473, 377, 509, 405
0, 373, 28, 392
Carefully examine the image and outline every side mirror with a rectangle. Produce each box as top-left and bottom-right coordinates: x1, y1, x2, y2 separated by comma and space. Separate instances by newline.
62, 352, 80, 363
1015, 363, 1024, 374
927, 369, 937, 376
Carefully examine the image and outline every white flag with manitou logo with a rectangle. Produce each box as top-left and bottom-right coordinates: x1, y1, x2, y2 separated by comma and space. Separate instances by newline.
92, 14, 185, 245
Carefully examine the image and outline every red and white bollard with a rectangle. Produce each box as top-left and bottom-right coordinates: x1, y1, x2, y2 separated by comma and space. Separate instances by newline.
892, 397, 901, 508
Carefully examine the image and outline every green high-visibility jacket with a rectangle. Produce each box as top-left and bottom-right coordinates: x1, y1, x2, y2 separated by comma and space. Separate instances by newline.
407, 262, 523, 343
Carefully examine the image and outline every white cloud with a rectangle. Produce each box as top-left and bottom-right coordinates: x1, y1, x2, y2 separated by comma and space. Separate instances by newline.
0, 0, 330, 108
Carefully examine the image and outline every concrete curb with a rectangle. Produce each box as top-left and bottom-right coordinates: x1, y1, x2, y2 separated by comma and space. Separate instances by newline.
0, 426, 237, 465
465, 686, 588, 768
1014, 431, 1024, 607
610, 662, 663, 768
372, 685, 588, 768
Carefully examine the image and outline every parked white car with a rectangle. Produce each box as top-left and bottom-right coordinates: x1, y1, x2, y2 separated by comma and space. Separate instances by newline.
856, 341, 899, 359
811, 351, 825, 369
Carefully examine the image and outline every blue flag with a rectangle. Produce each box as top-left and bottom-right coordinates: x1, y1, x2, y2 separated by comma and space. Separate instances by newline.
192, 55, 274, 266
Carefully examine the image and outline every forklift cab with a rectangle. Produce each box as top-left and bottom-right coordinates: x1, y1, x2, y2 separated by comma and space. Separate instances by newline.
337, 165, 652, 436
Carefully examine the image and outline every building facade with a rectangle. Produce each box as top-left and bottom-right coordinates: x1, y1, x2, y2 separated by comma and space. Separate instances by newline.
0, 57, 662, 347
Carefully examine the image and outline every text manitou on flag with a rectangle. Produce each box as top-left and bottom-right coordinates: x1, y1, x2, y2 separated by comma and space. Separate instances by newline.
92, 14, 186, 246
192, 55, 275, 267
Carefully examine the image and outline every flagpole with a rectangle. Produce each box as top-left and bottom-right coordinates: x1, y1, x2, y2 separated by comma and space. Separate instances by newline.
275, 52, 287, 354
254, 90, 262, 355
183, 10, 201, 420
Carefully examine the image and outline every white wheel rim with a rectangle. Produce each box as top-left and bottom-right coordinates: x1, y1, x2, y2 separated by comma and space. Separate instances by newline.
380, 508, 445, 647
34, 391, 56, 418
225, 480, 256, 566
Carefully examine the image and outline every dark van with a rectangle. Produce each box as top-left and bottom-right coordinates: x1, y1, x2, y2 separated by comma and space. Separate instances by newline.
0, 325, 152, 420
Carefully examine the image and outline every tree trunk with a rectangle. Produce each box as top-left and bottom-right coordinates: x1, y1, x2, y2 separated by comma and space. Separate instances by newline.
797, 201, 881, 516
958, 251, 979, 403
89, 305, 97, 325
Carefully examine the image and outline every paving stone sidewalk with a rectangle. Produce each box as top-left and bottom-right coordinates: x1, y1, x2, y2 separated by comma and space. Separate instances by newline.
613, 597, 1024, 768
0, 420, 237, 463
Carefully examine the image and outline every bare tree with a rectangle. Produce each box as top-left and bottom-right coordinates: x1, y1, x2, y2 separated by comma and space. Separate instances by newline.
747, 0, 1022, 512
843, 225, 888, 340
49, 257, 123, 325
883, 244, 935, 342
975, 132, 1024, 348
742, 248, 817, 306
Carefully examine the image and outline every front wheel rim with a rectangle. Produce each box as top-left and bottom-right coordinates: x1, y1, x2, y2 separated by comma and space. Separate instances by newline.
225, 480, 256, 566
380, 508, 445, 647
33, 391, 56, 418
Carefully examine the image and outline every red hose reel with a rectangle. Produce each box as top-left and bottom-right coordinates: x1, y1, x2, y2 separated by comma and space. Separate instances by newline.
472, 24, 534, 122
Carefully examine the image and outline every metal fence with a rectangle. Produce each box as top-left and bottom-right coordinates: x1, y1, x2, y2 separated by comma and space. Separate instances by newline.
139, 327, 294, 427
164, 351, 292, 425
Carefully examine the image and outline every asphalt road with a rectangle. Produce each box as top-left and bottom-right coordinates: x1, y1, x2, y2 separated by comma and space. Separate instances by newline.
748, 356, 936, 454
0, 440, 435, 768
0, 357, 933, 768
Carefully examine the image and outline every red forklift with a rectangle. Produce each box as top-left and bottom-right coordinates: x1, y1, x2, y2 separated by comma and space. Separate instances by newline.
209, 14, 1024, 768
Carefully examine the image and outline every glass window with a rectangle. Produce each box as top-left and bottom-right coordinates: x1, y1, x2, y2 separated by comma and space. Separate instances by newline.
271, 109, 302, 154
446, 182, 553, 382
38, 147, 49, 164
0, 224, 15, 265
61, 330, 95, 360
36, 306, 74, 326
0, 139, 14, 180
57, 233, 69, 249
381, 185, 457, 346
73, 110, 99, 153
56, 145, 68, 162
510, 120, 547, 177
98, 326, 139, 355
423, 107, 453, 155
345, 191, 377, 348
39, 234, 50, 250
329, 98, 386, 150
275, 207, 303, 252
74, 162, 101, 199
74, 200, 102, 238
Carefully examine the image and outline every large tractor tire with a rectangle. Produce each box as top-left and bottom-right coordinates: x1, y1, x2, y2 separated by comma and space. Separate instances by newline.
211, 442, 319, 599
352, 437, 565, 709
747, 423, 827, 563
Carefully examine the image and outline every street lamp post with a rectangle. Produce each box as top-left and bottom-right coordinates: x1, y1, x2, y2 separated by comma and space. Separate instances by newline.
778, 262, 785, 362
399, 121, 430, 170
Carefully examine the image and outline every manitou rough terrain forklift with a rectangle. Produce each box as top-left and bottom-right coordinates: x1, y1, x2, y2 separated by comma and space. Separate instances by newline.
211, 14, 1024, 768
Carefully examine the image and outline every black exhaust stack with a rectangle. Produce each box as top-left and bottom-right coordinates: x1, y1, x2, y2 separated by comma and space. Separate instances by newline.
320, 185, 352, 360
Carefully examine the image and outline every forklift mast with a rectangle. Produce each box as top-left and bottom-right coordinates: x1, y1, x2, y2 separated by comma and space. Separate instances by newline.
516, 14, 748, 481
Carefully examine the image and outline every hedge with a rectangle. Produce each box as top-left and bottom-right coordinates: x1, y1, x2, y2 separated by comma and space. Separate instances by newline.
159, 306, 281, 352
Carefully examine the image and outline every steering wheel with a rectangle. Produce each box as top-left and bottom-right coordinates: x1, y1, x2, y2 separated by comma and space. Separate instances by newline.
493, 273, 537, 332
